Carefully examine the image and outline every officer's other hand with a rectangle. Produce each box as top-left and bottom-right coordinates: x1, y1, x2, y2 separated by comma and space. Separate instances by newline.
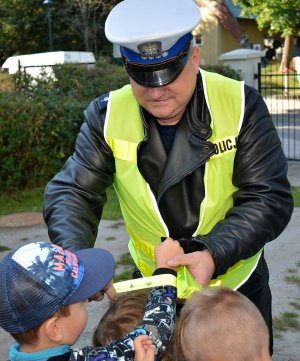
155, 237, 184, 270
167, 250, 215, 286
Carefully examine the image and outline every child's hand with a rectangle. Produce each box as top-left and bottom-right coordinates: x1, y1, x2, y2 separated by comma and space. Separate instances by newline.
155, 237, 184, 270
134, 335, 156, 361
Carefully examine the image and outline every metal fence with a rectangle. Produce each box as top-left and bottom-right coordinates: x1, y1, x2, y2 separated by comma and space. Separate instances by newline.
257, 62, 300, 161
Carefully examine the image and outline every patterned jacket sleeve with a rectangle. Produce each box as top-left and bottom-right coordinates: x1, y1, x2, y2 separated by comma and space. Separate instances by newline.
70, 285, 177, 361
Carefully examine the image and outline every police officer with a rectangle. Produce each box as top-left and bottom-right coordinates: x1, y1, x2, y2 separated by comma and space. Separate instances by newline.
44, 0, 294, 354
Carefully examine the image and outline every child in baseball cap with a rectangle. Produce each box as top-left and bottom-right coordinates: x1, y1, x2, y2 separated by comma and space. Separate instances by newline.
0, 238, 181, 361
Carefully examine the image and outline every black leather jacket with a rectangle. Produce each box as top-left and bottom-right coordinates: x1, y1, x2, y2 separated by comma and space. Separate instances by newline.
44, 74, 294, 279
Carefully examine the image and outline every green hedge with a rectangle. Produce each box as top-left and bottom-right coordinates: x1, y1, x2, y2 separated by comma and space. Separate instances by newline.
0, 60, 241, 192
0, 58, 129, 191
201, 65, 242, 80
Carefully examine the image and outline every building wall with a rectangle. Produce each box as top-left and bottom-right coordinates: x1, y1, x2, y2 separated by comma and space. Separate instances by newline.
195, 7, 266, 65
196, 8, 220, 65
219, 27, 241, 56
240, 19, 267, 50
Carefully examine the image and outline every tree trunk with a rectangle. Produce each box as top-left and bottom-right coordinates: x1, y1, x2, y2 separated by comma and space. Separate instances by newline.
279, 35, 292, 72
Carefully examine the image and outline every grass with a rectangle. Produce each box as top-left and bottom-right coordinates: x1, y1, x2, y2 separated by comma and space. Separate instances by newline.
0, 185, 299, 218
116, 252, 135, 267
102, 187, 122, 220
0, 72, 15, 92
289, 301, 300, 310
114, 252, 135, 282
285, 274, 300, 287
0, 187, 44, 216
260, 63, 300, 97
0, 245, 11, 252
273, 261, 300, 337
292, 186, 300, 207
273, 312, 300, 336
0, 185, 122, 219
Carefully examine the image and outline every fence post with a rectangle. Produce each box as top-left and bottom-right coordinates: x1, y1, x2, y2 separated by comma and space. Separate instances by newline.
283, 67, 289, 97
257, 62, 261, 94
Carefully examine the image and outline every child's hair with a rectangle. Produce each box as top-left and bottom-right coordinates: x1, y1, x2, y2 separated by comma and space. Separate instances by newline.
175, 287, 270, 361
93, 290, 148, 346
93, 290, 178, 361
12, 305, 71, 345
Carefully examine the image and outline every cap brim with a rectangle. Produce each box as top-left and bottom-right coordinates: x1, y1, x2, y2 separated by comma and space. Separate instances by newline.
65, 248, 115, 304
124, 53, 189, 87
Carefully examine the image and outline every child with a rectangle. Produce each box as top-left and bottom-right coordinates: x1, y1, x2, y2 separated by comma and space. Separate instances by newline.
93, 290, 148, 346
134, 335, 157, 361
93, 290, 177, 361
175, 287, 272, 361
0, 238, 182, 361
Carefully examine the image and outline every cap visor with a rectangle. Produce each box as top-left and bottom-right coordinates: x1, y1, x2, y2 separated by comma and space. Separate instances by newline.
125, 54, 189, 87
65, 248, 115, 304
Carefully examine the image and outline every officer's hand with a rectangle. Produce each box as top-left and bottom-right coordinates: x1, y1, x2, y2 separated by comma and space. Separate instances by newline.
155, 237, 184, 270
167, 250, 215, 286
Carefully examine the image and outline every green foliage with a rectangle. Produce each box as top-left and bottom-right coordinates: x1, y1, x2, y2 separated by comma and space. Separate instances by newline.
0, 0, 50, 64
273, 312, 300, 333
0, 59, 128, 191
0, 72, 15, 92
202, 65, 242, 80
113, 269, 135, 282
285, 274, 300, 287
102, 186, 122, 220
58, 0, 119, 56
0, 188, 44, 216
292, 187, 300, 206
234, 0, 300, 36
0, 245, 11, 252
0, 0, 111, 64
114, 252, 135, 282
0, 83, 82, 189
273, 261, 300, 337
0, 184, 122, 220
289, 301, 300, 310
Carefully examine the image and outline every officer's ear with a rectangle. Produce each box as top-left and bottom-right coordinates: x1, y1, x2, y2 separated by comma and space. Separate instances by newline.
190, 46, 201, 71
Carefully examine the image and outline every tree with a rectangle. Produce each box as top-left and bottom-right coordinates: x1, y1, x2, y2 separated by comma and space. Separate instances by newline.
234, 0, 300, 70
0, 0, 79, 64
58, 0, 119, 57
0, 0, 47, 64
0, 0, 118, 65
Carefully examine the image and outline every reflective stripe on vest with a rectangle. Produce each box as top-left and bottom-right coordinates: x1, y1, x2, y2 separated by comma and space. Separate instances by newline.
104, 70, 262, 299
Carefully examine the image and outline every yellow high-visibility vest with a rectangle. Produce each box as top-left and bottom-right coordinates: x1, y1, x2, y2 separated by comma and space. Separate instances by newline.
104, 70, 262, 299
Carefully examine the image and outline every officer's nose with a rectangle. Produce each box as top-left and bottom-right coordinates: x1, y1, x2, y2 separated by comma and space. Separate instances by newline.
147, 86, 166, 100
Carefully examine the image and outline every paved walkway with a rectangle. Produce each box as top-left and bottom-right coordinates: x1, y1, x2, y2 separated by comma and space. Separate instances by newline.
0, 161, 299, 360
0, 212, 44, 228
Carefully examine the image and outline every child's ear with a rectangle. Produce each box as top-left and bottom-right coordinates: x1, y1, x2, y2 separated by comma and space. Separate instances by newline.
42, 315, 63, 342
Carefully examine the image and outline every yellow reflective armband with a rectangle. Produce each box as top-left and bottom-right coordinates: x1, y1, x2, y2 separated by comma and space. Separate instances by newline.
114, 274, 177, 294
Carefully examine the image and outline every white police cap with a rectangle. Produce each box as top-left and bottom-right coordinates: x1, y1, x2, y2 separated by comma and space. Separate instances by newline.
105, 0, 201, 87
